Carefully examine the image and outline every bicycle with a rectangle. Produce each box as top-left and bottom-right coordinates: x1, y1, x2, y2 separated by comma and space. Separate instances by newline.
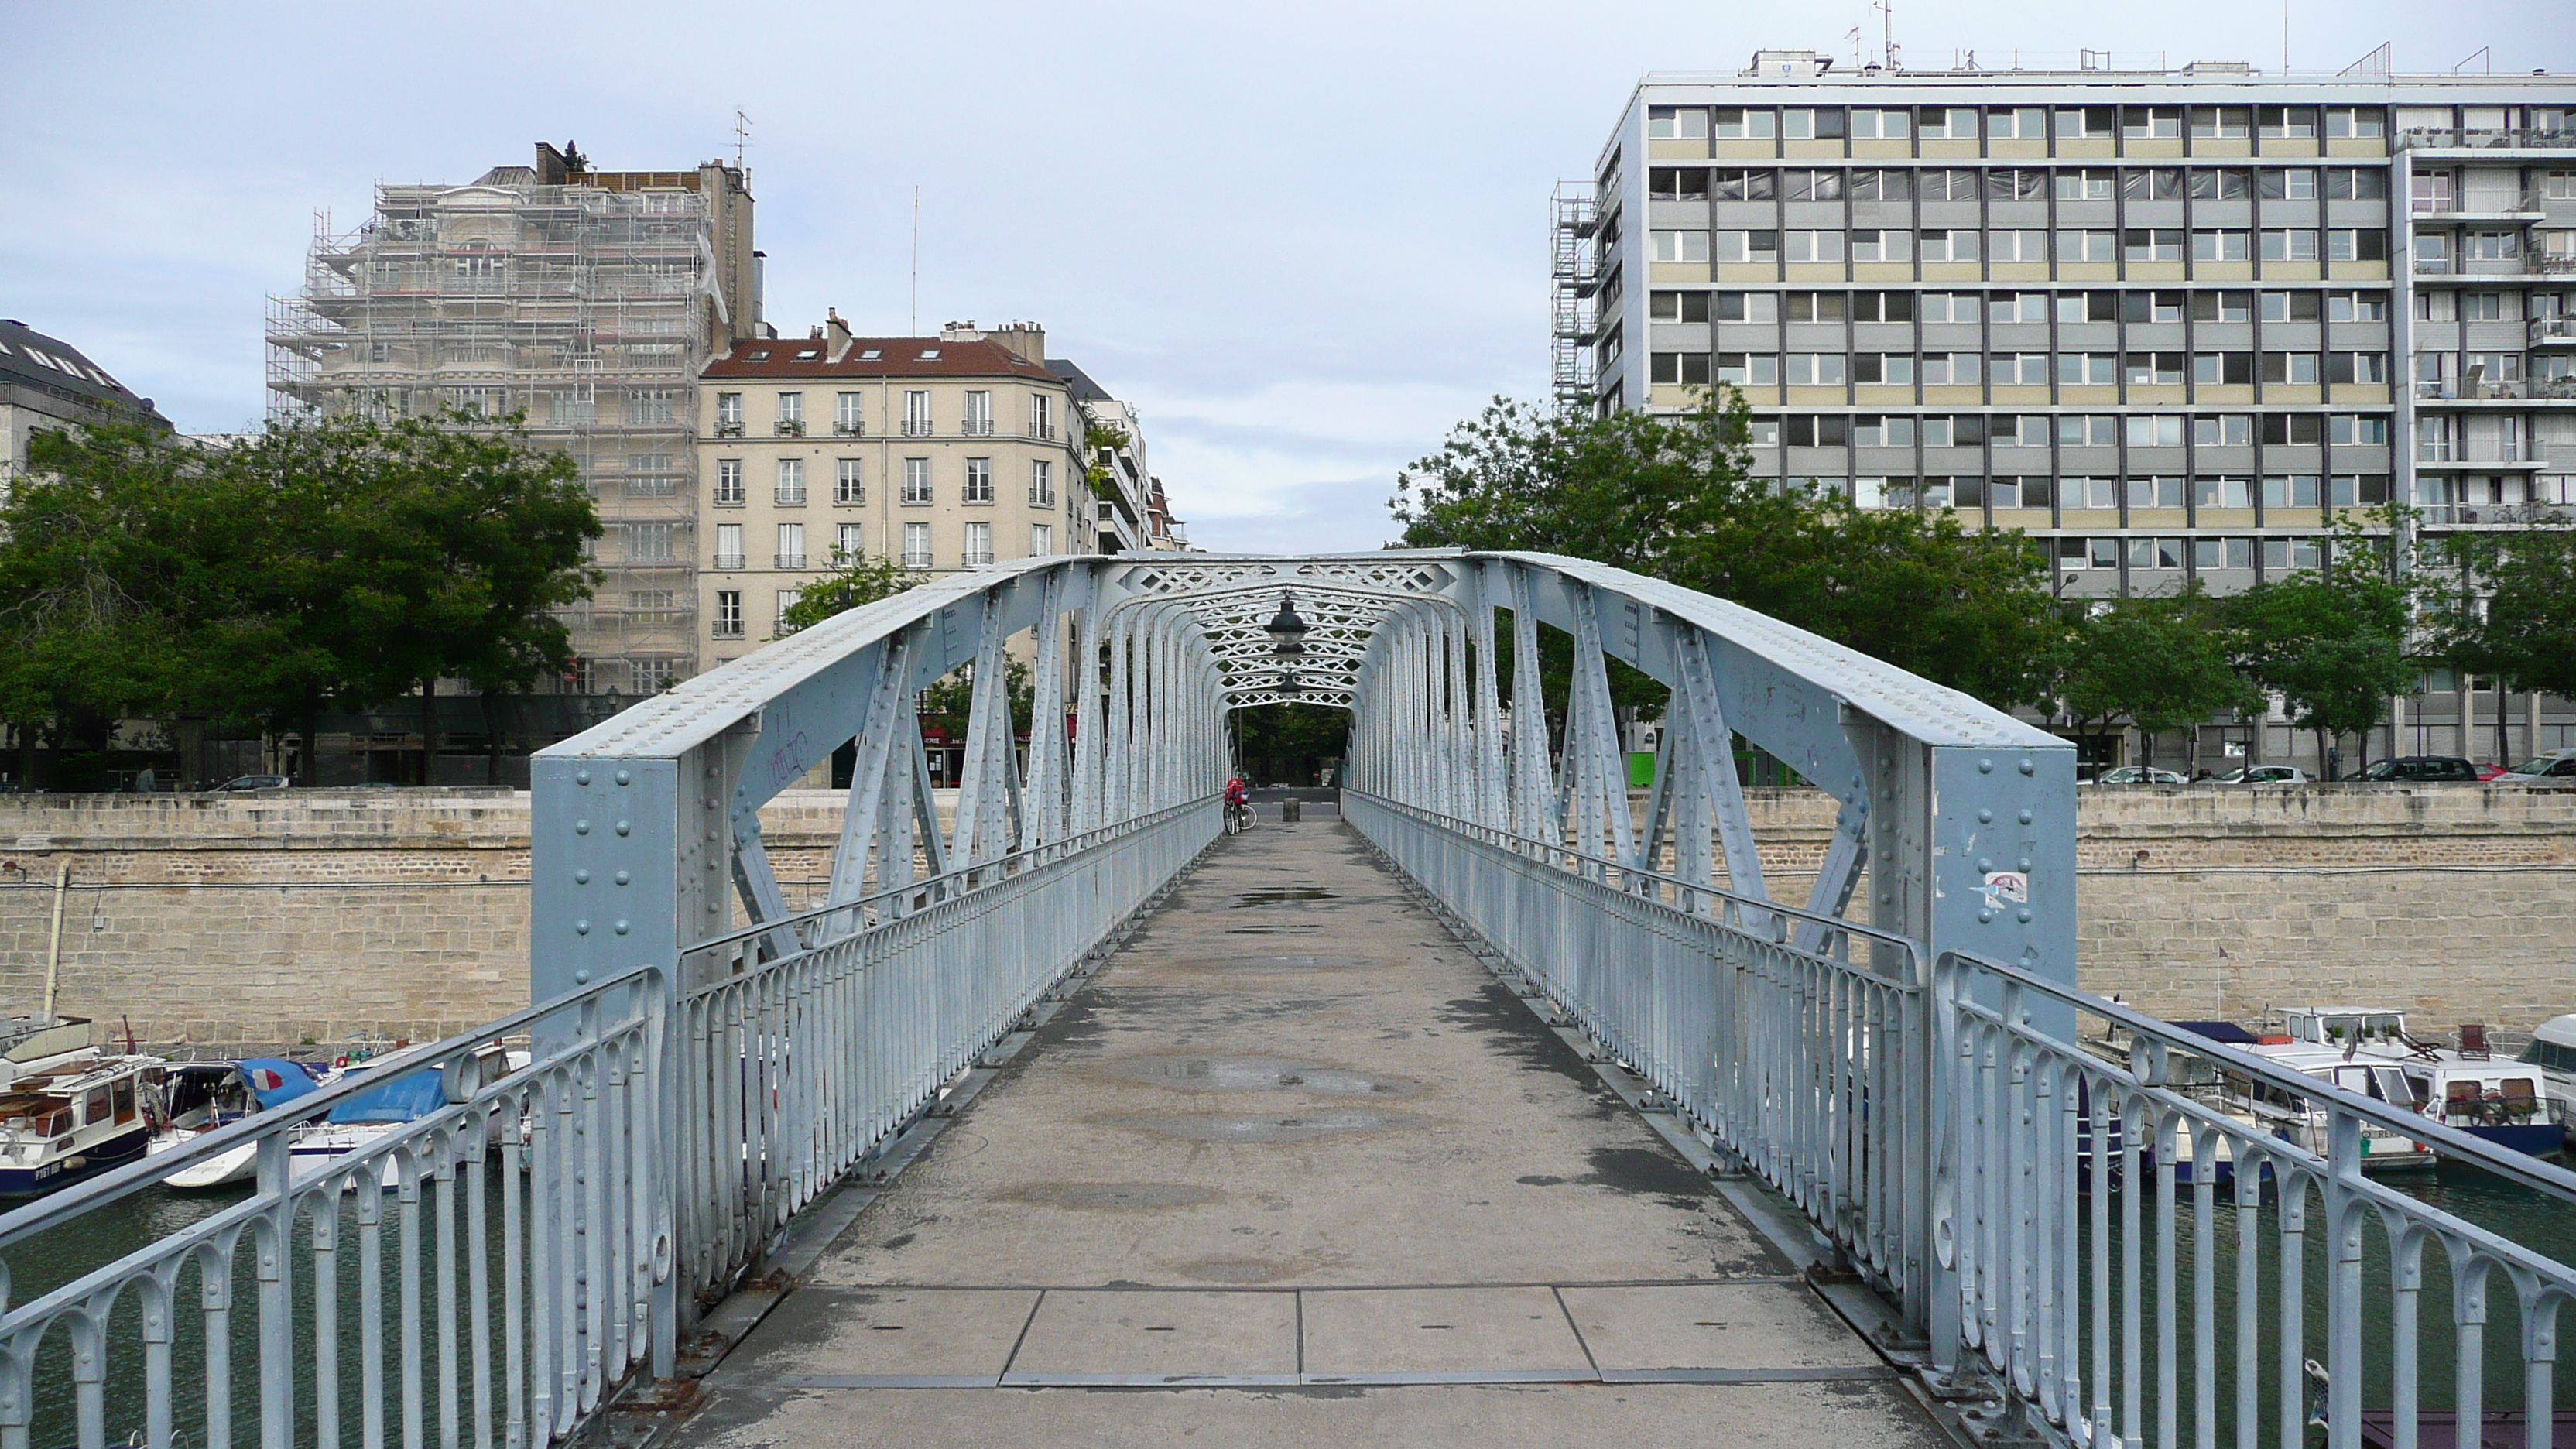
1225, 799, 1259, 834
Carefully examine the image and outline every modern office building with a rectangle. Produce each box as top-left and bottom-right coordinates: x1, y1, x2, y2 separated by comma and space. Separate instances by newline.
269, 142, 759, 696
696, 317, 1122, 664
1560, 53, 2576, 764
1, 317, 170, 486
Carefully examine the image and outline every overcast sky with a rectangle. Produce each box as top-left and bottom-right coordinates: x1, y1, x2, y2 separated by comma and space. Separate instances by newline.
8, 2, 2570, 553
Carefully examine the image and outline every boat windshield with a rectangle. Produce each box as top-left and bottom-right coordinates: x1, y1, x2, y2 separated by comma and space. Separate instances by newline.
2517, 1038, 2576, 1071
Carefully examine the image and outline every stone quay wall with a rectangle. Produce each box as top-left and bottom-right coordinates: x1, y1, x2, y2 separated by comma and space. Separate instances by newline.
0, 784, 2564, 1052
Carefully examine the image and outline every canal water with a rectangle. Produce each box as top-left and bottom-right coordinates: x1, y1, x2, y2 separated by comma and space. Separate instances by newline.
1, 1157, 2568, 1446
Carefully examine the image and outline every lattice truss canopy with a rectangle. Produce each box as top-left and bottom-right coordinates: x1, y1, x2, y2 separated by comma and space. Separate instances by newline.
1112, 556, 1465, 710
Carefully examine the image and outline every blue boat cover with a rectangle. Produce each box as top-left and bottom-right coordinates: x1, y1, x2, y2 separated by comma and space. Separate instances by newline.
236, 1059, 317, 1110
324, 1067, 447, 1125
2169, 1019, 2262, 1045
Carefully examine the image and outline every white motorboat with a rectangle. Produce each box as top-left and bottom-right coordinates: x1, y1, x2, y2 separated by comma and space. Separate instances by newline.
0, 1050, 163, 1196
145, 1059, 322, 1189
2252, 1007, 2563, 1162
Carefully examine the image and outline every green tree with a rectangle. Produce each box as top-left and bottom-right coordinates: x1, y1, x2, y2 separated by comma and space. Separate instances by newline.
2417, 523, 2576, 762
2221, 526, 2413, 778
1233, 703, 1351, 785
2040, 593, 2257, 777
1393, 393, 2059, 711
776, 549, 927, 638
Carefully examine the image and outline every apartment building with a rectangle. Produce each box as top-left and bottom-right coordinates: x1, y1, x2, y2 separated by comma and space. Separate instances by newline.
1563, 53, 2576, 764
269, 142, 758, 696
2, 318, 170, 487
696, 317, 1102, 663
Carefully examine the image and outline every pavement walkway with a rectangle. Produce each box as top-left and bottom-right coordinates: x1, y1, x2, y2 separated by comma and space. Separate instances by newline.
677, 817, 1947, 1447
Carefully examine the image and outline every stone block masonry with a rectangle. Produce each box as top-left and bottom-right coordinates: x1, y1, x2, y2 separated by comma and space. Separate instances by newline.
0, 786, 2566, 1051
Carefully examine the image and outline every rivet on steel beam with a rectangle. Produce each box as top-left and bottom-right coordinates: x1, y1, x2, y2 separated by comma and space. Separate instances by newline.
2016, 908, 2033, 923
2018, 809, 2034, 824
615, 871, 630, 886
575, 969, 591, 984
616, 769, 631, 785
1977, 809, 1993, 823
1978, 758, 1993, 773
575, 820, 592, 835
2019, 758, 2036, 775
574, 870, 591, 885
615, 820, 632, 836
575, 920, 591, 935
2018, 858, 2032, 871
574, 769, 591, 786
1979, 909, 1995, 923
614, 920, 630, 935
1976, 858, 1992, 871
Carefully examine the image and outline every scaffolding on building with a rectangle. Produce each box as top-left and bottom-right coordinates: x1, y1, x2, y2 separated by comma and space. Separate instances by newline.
266, 161, 750, 694
1549, 181, 1598, 416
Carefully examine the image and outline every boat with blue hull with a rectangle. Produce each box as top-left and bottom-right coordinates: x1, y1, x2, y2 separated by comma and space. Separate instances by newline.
0, 1053, 160, 1197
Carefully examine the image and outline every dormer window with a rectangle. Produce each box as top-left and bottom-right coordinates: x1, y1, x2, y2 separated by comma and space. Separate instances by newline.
860, 348, 882, 359
796, 348, 820, 360
919, 348, 941, 360
745, 349, 771, 361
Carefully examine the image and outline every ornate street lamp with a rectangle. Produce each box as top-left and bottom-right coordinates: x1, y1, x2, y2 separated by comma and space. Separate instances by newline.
1265, 591, 1309, 658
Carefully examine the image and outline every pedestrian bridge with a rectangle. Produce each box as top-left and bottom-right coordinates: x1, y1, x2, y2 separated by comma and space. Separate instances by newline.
3, 553, 2571, 1449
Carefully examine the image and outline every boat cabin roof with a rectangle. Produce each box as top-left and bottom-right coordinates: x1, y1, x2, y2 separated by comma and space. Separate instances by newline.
2533, 1014, 2576, 1047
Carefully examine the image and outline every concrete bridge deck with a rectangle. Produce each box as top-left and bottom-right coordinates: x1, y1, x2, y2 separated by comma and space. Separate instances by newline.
678, 818, 1947, 1447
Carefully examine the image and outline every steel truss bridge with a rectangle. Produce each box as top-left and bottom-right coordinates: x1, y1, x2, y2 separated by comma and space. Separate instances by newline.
2, 552, 2570, 1449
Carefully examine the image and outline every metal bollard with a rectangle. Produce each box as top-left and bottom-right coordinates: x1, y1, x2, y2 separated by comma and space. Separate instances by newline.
1280, 798, 1302, 824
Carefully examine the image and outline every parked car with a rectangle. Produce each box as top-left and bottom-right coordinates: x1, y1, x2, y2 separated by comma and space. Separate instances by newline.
210, 775, 291, 793
2502, 748, 2576, 782
2088, 766, 2188, 786
2215, 765, 2310, 785
2354, 756, 2481, 783
2474, 762, 2510, 781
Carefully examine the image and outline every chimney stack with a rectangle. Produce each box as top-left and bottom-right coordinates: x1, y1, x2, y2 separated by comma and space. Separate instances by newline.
825, 307, 853, 361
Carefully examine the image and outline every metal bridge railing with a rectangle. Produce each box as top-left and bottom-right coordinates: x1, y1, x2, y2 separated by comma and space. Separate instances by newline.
1938, 951, 2576, 1449
667, 797, 1218, 1302
1346, 790, 1934, 1324
0, 968, 666, 1449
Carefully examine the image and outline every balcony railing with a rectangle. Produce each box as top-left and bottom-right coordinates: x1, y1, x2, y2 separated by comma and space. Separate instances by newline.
712, 553, 746, 570
2414, 501, 2576, 526
832, 420, 865, 437
962, 550, 995, 567
775, 487, 807, 505
2399, 127, 2576, 152
711, 622, 745, 639
901, 550, 934, 568
902, 420, 933, 437
2532, 318, 2576, 345
2414, 378, 2576, 401
775, 419, 806, 437
714, 420, 744, 437
775, 553, 807, 570
961, 418, 994, 437
1028, 422, 1056, 440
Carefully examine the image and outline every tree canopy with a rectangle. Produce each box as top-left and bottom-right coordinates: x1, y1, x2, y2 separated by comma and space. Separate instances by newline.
1392, 392, 2061, 712
776, 548, 927, 638
0, 413, 598, 784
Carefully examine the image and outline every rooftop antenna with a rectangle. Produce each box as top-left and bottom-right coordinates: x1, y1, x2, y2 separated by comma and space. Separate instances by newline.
909, 186, 921, 335
2452, 46, 2490, 74
2283, 0, 2290, 73
1870, 0, 1898, 70
1845, 26, 1864, 70
731, 109, 752, 170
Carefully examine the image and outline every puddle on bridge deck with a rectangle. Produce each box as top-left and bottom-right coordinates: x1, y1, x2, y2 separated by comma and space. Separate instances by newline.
1106, 1055, 1421, 1098
1229, 887, 1338, 907
1094, 1110, 1410, 1142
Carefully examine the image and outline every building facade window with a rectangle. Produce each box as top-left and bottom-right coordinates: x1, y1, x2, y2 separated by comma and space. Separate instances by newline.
964, 390, 993, 436
776, 522, 806, 570
903, 390, 932, 437
1031, 523, 1053, 556
714, 459, 744, 505
1030, 392, 1055, 440
836, 522, 863, 562
714, 591, 743, 639
964, 457, 994, 503
714, 522, 745, 570
775, 457, 805, 505
834, 392, 864, 435
715, 392, 743, 434
835, 459, 863, 503
903, 458, 933, 503
776, 392, 804, 436
627, 522, 674, 562
1030, 459, 1054, 505
629, 659, 676, 694
963, 521, 994, 567
903, 522, 933, 568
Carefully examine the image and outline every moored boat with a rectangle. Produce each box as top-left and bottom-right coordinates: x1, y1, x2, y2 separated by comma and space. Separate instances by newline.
0, 1052, 163, 1196
146, 1058, 322, 1189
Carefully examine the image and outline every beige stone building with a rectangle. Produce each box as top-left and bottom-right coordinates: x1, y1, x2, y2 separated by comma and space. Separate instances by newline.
695, 317, 1102, 661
